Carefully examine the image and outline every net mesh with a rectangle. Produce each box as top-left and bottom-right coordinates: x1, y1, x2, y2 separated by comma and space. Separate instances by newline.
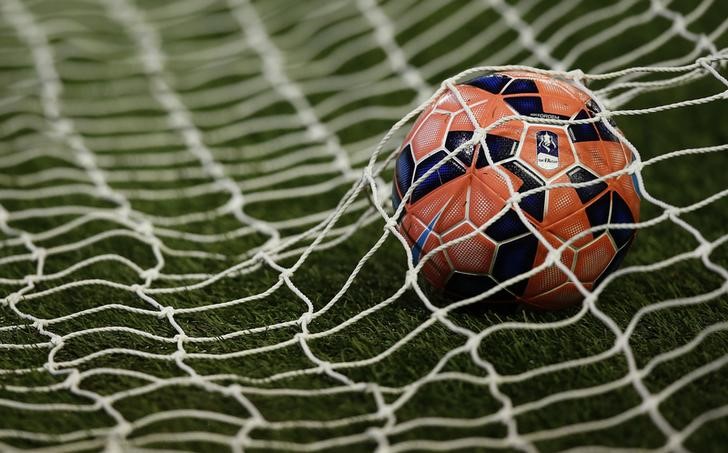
0, 0, 727, 451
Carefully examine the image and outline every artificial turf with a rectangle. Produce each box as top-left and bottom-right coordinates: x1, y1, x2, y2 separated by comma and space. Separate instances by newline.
0, 0, 727, 451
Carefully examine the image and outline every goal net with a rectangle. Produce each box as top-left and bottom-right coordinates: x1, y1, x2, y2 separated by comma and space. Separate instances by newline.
0, 0, 726, 451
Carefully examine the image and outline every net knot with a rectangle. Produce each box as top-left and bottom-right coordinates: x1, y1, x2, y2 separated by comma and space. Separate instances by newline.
33, 319, 47, 329
227, 195, 244, 212
318, 361, 334, 375
3, 293, 22, 306
565, 68, 585, 81
52, 118, 73, 137
366, 426, 389, 445
697, 34, 714, 51
497, 406, 514, 423
384, 217, 398, 230
298, 313, 313, 325
66, 369, 81, 387
129, 283, 144, 294
614, 335, 629, 350
545, 250, 560, 267
640, 397, 658, 413
171, 350, 187, 361
666, 434, 685, 451
665, 206, 680, 217
174, 333, 188, 343
31, 247, 46, 261
219, 178, 240, 195
465, 335, 481, 351
135, 220, 154, 236
278, 268, 294, 281
671, 15, 687, 34
307, 124, 327, 141
696, 242, 713, 257
140, 268, 160, 281
405, 269, 418, 286
208, 163, 225, 179
115, 204, 132, 220
158, 306, 175, 318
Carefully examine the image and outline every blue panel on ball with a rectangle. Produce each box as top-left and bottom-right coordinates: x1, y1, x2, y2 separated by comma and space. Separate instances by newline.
491, 234, 539, 296
411, 150, 466, 203
483, 134, 518, 166
585, 192, 611, 233
505, 96, 544, 117
595, 120, 619, 142
609, 192, 635, 248
485, 209, 529, 241
396, 145, 414, 199
586, 99, 602, 114
445, 272, 512, 300
466, 74, 511, 94
445, 131, 475, 166
567, 166, 608, 204
503, 79, 539, 94
391, 187, 402, 211
412, 152, 445, 203
502, 161, 545, 221
568, 110, 600, 142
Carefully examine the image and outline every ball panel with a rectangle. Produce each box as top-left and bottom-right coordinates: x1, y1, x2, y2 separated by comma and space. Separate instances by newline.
594, 237, 633, 287
568, 109, 600, 143
523, 233, 575, 297
465, 74, 511, 94
519, 126, 575, 178
468, 178, 506, 230
411, 111, 450, 160
435, 90, 466, 112
525, 282, 586, 310
574, 233, 617, 283
603, 140, 628, 171
548, 209, 594, 248
411, 150, 466, 203
436, 179, 469, 233
420, 236, 451, 289
483, 133, 519, 165
567, 166, 609, 204
491, 233, 539, 296
608, 192, 636, 248
584, 192, 612, 232
541, 94, 584, 119
504, 96, 547, 118
501, 161, 546, 222
405, 103, 434, 143
485, 209, 530, 242
502, 78, 539, 95
409, 179, 458, 225
543, 175, 583, 224
442, 224, 495, 275
445, 272, 512, 300
573, 141, 612, 176
395, 145, 415, 199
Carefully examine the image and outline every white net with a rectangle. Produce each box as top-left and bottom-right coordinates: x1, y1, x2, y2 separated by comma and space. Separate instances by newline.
0, 0, 727, 451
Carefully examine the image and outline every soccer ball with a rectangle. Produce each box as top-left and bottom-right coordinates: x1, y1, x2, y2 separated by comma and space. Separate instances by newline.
392, 71, 640, 309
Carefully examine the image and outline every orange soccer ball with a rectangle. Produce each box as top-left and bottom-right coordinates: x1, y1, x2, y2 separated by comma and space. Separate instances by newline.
392, 71, 640, 309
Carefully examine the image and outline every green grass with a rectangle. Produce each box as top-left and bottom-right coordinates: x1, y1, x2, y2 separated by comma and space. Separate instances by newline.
1, 0, 727, 451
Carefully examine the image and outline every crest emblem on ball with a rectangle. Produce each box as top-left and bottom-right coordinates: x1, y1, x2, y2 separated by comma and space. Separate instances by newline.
536, 130, 559, 170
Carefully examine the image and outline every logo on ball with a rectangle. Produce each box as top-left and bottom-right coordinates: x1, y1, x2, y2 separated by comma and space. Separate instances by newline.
536, 130, 559, 170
